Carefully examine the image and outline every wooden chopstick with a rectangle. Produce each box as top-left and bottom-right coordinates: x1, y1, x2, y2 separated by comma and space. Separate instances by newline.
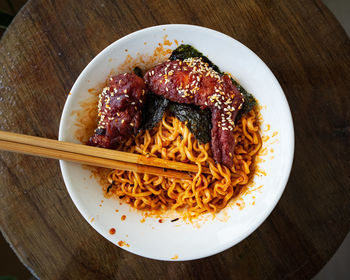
0, 131, 211, 178
0, 140, 191, 179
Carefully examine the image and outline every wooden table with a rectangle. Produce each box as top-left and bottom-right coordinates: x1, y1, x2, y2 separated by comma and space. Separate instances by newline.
1, 0, 349, 279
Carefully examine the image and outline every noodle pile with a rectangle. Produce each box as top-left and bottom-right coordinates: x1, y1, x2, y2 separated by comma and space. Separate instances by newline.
106, 108, 262, 218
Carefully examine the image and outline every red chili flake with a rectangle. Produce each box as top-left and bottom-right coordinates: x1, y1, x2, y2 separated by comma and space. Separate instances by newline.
109, 228, 116, 235
158, 219, 163, 223
121, 215, 126, 221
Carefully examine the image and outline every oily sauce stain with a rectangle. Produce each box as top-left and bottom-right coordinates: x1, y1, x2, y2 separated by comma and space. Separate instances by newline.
118, 240, 130, 247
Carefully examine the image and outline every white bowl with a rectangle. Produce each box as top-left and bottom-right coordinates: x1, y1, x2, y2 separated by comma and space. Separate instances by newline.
59, 24, 294, 261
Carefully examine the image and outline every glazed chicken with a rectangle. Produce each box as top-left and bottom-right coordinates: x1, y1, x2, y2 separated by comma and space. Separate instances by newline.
88, 73, 147, 148
144, 57, 244, 167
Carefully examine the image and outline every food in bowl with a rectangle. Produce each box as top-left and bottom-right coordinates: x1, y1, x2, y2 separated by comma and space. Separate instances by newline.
86, 45, 262, 219
59, 24, 294, 261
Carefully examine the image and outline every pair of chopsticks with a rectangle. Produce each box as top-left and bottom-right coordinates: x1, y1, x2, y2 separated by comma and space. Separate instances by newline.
0, 131, 210, 179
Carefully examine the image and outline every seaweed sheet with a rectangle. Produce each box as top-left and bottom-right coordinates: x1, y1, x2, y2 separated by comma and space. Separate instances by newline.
170, 44, 257, 119
138, 44, 256, 142
140, 93, 212, 144
168, 102, 212, 144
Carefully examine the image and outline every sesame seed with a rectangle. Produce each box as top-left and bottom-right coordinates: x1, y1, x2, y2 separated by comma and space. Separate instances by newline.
148, 57, 243, 136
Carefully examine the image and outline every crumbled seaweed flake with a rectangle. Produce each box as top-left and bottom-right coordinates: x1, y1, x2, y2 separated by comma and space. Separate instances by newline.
95, 128, 106, 135
133, 66, 143, 78
106, 180, 115, 193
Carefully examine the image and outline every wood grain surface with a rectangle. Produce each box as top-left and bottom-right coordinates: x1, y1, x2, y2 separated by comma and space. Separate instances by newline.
0, 0, 350, 279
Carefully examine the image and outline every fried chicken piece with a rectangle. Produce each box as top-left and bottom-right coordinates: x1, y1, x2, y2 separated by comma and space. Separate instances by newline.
88, 73, 147, 148
144, 58, 244, 167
